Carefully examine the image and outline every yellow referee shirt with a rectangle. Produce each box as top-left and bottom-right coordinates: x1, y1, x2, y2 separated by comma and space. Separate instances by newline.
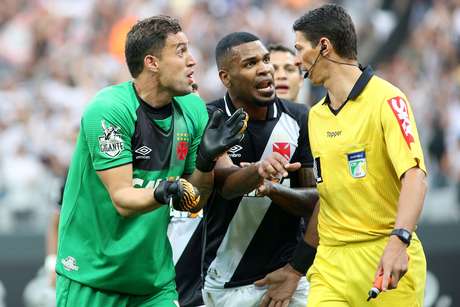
308, 66, 426, 246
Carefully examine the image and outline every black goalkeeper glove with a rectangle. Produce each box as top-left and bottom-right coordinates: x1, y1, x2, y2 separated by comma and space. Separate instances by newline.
153, 178, 201, 212
195, 108, 248, 172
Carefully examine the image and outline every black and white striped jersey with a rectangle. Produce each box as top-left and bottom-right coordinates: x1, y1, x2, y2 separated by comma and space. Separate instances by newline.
202, 94, 313, 289
168, 213, 204, 307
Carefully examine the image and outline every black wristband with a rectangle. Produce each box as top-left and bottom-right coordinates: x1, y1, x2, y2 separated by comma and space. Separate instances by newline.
195, 150, 215, 172
290, 239, 317, 275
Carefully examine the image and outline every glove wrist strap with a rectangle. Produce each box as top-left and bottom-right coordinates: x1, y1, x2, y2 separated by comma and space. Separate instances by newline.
195, 151, 216, 172
153, 182, 170, 205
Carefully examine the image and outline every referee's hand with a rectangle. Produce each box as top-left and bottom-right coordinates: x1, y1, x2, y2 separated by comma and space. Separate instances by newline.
375, 236, 409, 291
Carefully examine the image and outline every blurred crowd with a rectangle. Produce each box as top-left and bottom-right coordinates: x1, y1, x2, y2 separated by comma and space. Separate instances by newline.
0, 0, 459, 233
378, 0, 460, 222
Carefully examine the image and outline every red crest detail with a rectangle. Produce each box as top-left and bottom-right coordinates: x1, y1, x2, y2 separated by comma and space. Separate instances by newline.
176, 141, 189, 160
273, 142, 291, 159
387, 96, 415, 148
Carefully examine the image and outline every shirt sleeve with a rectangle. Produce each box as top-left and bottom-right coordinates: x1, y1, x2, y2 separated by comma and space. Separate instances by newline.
81, 99, 133, 171
380, 95, 427, 178
183, 96, 209, 174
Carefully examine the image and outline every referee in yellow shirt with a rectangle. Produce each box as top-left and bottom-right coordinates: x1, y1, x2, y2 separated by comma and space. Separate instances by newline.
291, 4, 427, 307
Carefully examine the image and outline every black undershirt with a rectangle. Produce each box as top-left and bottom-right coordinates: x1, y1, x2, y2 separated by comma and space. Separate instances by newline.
132, 83, 172, 120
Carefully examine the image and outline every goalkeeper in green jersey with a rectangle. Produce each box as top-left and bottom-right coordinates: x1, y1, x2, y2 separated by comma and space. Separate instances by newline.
56, 15, 247, 307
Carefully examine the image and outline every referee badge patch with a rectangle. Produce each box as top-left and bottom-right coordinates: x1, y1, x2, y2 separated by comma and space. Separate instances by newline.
347, 151, 366, 178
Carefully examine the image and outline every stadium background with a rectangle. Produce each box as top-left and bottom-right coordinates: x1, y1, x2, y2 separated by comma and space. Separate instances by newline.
0, 0, 459, 306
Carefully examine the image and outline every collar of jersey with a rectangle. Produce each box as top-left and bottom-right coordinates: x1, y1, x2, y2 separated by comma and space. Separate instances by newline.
132, 82, 173, 120
223, 92, 278, 120
322, 65, 374, 115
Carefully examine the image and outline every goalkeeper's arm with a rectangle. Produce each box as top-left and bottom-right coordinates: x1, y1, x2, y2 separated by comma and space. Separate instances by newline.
97, 164, 198, 217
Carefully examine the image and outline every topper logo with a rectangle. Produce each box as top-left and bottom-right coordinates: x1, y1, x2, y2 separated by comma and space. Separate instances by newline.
387, 96, 415, 148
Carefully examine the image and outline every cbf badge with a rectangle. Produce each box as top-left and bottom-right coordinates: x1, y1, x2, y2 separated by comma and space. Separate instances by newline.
98, 120, 124, 157
347, 151, 366, 178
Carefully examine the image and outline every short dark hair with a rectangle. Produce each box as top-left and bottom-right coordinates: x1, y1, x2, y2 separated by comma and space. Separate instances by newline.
268, 44, 301, 74
215, 32, 260, 69
125, 15, 182, 78
267, 44, 296, 56
293, 4, 357, 60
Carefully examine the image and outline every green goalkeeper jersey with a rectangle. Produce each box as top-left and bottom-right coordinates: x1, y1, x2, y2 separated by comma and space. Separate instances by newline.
56, 81, 208, 296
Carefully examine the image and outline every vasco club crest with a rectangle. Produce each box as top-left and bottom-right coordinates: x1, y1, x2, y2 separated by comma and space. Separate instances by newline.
273, 142, 291, 160
176, 133, 189, 160
98, 120, 124, 157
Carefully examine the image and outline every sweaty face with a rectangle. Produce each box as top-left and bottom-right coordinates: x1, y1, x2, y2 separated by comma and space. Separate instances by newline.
294, 31, 324, 86
158, 32, 196, 96
228, 41, 275, 106
270, 51, 302, 102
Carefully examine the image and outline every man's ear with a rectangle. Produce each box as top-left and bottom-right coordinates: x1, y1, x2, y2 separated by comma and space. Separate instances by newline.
219, 69, 231, 88
144, 54, 160, 73
319, 37, 332, 56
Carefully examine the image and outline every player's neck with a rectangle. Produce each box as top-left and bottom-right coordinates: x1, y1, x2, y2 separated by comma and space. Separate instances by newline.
229, 93, 267, 121
134, 75, 172, 108
324, 64, 361, 110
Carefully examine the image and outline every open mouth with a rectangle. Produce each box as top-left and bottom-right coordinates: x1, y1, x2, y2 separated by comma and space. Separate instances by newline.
186, 71, 194, 84
275, 84, 289, 92
255, 79, 274, 96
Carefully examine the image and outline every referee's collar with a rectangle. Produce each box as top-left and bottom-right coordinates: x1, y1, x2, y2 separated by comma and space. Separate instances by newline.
322, 65, 374, 106
223, 92, 278, 120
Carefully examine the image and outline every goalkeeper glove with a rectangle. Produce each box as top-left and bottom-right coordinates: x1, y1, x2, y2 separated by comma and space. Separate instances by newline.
154, 178, 201, 212
196, 108, 248, 172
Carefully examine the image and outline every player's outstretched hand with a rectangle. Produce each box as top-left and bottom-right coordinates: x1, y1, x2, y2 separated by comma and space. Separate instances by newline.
375, 236, 409, 291
257, 152, 301, 181
255, 264, 301, 307
154, 178, 201, 212
196, 108, 248, 172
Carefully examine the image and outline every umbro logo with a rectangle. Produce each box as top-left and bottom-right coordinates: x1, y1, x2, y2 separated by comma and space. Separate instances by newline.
228, 145, 242, 154
228, 145, 243, 158
135, 145, 152, 160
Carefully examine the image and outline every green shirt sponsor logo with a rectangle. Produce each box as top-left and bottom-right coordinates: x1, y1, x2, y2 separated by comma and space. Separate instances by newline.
98, 120, 124, 157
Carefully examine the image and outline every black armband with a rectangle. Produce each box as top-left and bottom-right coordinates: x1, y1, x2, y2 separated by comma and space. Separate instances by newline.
289, 239, 317, 275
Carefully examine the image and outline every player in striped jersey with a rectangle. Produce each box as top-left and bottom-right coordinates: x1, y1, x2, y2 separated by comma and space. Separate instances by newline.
171, 42, 310, 307
197, 32, 319, 307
